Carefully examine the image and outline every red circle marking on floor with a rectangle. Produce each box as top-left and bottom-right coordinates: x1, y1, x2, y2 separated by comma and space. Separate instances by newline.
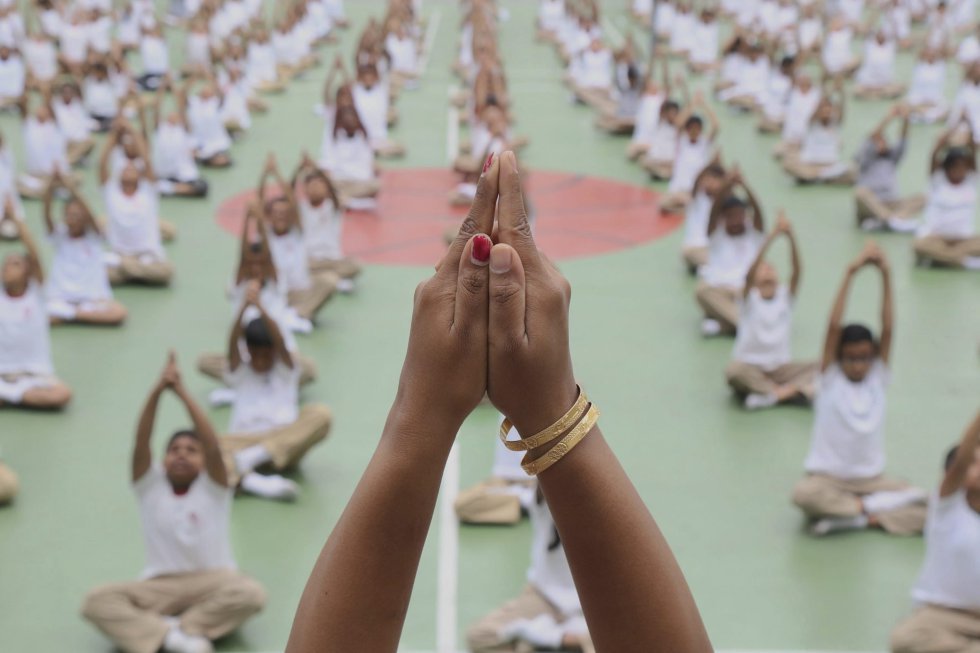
216, 168, 680, 266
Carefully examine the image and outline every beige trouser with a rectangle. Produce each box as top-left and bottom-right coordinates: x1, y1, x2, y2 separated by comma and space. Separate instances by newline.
374, 140, 406, 159
783, 155, 857, 185
196, 352, 318, 386
0, 461, 18, 504
98, 217, 176, 242
695, 282, 740, 332
334, 179, 381, 201
854, 83, 907, 100
758, 116, 783, 134
660, 191, 692, 213
309, 257, 362, 280
856, 187, 926, 225
682, 246, 708, 272
792, 473, 927, 535
454, 478, 534, 525
107, 255, 175, 286
467, 584, 595, 653
643, 158, 674, 179
455, 154, 482, 175
891, 605, 980, 653
220, 404, 332, 486
595, 111, 634, 135
287, 272, 339, 321
67, 138, 95, 166
81, 569, 266, 653
725, 360, 819, 400
913, 235, 980, 268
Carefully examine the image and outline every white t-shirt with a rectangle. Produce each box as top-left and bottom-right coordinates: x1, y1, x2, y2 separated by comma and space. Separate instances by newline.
0, 282, 53, 375
103, 181, 164, 257
804, 361, 889, 480
188, 95, 232, 159
134, 464, 236, 580
689, 21, 719, 65
907, 61, 947, 106
229, 280, 298, 354
669, 135, 712, 193
699, 228, 764, 288
732, 286, 793, 371
268, 229, 311, 293
856, 40, 896, 87
385, 33, 418, 74
300, 197, 344, 261
46, 226, 112, 304
140, 36, 169, 75
822, 29, 854, 74
352, 83, 389, 146
0, 55, 25, 99
782, 88, 820, 143
576, 48, 613, 90
52, 98, 92, 142
83, 77, 118, 117
800, 123, 842, 165
682, 190, 712, 249
60, 23, 89, 63
919, 171, 977, 239
526, 499, 582, 618
912, 490, 980, 611
23, 38, 57, 82
630, 93, 664, 147
225, 360, 301, 434
323, 128, 375, 182
24, 118, 68, 177
153, 122, 199, 182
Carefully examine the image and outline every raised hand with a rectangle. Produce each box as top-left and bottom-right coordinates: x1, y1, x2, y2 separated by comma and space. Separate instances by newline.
486, 152, 578, 439
158, 350, 180, 390
775, 210, 792, 234
244, 279, 262, 306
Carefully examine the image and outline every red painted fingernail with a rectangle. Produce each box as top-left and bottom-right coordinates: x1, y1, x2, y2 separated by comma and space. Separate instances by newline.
483, 152, 494, 174
472, 234, 491, 263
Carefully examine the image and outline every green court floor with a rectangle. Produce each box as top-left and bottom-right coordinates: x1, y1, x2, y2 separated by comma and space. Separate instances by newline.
0, 1, 978, 651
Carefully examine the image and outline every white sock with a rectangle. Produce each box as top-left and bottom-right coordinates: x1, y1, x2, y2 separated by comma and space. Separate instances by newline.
745, 393, 778, 410
163, 624, 213, 653
239, 472, 299, 501
886, 216, 920, 233
208, 387, 237, 407
860, 217, 884, 232
336, 278, 355, 294
234, 445, 273, 475
963, 256, 980, 270
0, 379, 28, 403
810, 514, 869, 536
700, 318, 722, 337
862, 488, 928, 515
289, 316, 314, 334
499, 614, 563, 649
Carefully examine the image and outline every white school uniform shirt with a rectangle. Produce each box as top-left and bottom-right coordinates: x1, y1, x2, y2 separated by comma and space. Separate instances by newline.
186, 33, 212, 71
46, 225, 112, 304
856, 40, 897, 88
0, 13, 23, 47
733, 56, 771, 101
912, 490, 980, 612
669, 11, 696, 53
0, 145, 22, 218
116, 13, 140, 49
576, 48, 613, 90
526, 499, 582, 619
719, 52, 747, 89
907, 61, 947, 106
669, 135, 712, 194
761, 72, 792, 122
732, 286, 794, 371
800, 123, 843, 165
226, 360, 301, 434
919, 171, 978, 239
699, 228, 764, 288
23, 38, 56, 82
140, 36, 169, 75
83, 78, 117, 117
647, 120, 679, 163
268, 229, 311, 293
690, 21, 720, 66
682, 190, 712, 250
247, 42, 277, 85
797, 17, 823, 52
386, 33, 418, 75
540, 0, 565, 32
60, 23, 88, 63
300, 197, 344, 261
630, 93, 664, 147
153, 122, 199, 182
134, 464, 236, 580
103, 181, 164, 257
323, 128, 375, 183
52, 97, 92, 142
0, 54, 23, 99
839, 0, 865, 23
24, 118, 68, 176
949, 82, 980, 137
219, 78, 251, 130
38, 9, 62, 38
188, 95, 232, 159
822, 29, 854, 75
353, 83, 390, 146
804, 361, 889, 480
654, 1, 675, 34
957, 35, 980, 65
87, 16, 112, 54
0, 282, 53, 376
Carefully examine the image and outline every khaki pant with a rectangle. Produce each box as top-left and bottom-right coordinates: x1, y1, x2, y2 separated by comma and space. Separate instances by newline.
67, 138, 95, 166
758, 116, 783, 134
107, 255, 175, 286
695, 282, 740, 332
725, 360, 818, 400
287, 272, 339, 321
643, 158, 673, 180
220, 404, 332, 486
334, 179, 381, 201
856, 187, 926, 225
854, 83, 907, 100
660, 191, 692, 213
98, 217, 176, 243
595, 111, 634, 135
196, 352, 318, 386
783, 155, 857, 185
913, 235, 980, 268
891, 605, 980, 653
454, 478, 534, 525
0, 461, 18, 504
81, 569, 266, 653
466, 584, 594, 653
309, 257, 362, 280
682, 246, 708, 273
792, 473, 927, 535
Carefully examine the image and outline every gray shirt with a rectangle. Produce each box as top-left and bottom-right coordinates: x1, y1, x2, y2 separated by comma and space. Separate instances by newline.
855, 138, 906, 202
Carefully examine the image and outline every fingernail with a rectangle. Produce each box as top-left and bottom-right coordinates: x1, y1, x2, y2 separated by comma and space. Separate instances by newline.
490, 246, 511, 273
482, 152, 494, 174
472, 234, 491, 264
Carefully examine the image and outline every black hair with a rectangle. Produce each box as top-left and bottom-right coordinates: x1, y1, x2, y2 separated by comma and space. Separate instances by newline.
244, 317, 273, 348
837, 324, 876, 358
685, 115, 704, 130
167, 430, 200, 449
780, 55, 796, 70
626, 64, 640, 87
248, 242, 264, 255
662, 100, 680, 113
942, 147, 973, 172
484, 94, 499, 108
704, 163, 725, 177
945, 445, 960, 471
721, 196, 746, 212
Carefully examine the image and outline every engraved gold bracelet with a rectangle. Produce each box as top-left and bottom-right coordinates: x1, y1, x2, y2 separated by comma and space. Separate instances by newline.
499, 386, 589, 452
520, 402, 600, 476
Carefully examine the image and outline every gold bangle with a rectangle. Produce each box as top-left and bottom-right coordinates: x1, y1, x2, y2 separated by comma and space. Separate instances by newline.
521, 403, 599, 477
499, 386, 589, 452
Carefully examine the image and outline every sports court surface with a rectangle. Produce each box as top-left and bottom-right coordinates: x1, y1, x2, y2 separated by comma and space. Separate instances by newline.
0, 1, 978, 651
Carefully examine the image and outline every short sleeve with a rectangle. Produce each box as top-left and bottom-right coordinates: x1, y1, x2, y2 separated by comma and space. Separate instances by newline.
872, 360, 891, 388
133, 463, 165, 497
223, 363, 247, 388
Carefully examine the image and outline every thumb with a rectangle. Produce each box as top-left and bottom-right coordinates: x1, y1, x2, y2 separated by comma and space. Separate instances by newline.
488, 244, 526, 350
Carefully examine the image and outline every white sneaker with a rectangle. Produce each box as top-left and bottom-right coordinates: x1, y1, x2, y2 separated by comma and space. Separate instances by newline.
886, 217, 920, 233
863, 488, 928, 515
208, 388, 237, 408
700, 318, 723, 337
809, 515, 869, 536
289, 317, 314, 334
860, 217, 885, 232
744, 393, 778, 410
499, 614, 563, 649
336, 278, 356, 294
163, 625, 214, 653
240, 472, 300, 502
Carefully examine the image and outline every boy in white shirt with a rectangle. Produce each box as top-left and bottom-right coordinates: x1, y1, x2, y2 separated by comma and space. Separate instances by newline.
0, 45, 24, 110
890, 410, 980, 653
725, 213, 817, 410
793, 243, 928, 536
467, 493, 594, 653
220, 286, 332, 501
659, 91, 719, 213
681, 159, 726, 273
695, 167, 766, 337
0, 208, 72, 410
82, 352, 266, 653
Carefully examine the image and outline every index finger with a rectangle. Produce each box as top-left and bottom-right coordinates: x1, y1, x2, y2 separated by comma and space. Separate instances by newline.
435, 152, 500, 280
496, 151, 541, 272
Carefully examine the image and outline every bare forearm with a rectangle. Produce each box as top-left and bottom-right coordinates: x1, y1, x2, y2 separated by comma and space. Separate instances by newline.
285, 402, 457, 653
538, 429, 712, 652
133, 388, 162, 480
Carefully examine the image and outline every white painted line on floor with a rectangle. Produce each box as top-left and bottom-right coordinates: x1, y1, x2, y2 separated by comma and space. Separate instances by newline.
418, 9, 443, 76
447, 86, 460, 162
436, 442, 461, 653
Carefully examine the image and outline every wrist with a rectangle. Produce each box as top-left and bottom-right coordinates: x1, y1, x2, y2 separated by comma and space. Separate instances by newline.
508, 378, 579, 441
385, 394, 461, 451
